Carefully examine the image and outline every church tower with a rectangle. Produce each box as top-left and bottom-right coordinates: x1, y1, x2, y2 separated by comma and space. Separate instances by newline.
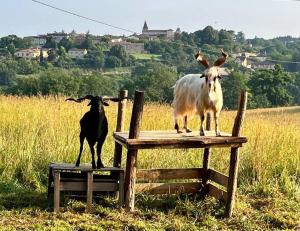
142, 21, 148, 33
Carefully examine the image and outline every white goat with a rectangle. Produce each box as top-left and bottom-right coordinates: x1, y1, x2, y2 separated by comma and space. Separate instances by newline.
173, 50, 228, 136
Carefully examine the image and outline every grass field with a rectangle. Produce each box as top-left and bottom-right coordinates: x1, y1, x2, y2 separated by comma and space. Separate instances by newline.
0, 95, 299, 230
132, 53, 162, 60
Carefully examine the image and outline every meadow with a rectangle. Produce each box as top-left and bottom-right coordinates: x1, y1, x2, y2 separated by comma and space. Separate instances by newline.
0, 95, 299, 230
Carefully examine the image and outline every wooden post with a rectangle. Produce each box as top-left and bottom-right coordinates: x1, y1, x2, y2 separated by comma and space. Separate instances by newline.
86, 171, 93, 212
124, 90, 145, 211
202, 112, 211, 194
113, 90, 128, 168
225, 91, 247, 217
119, 171, 125, 207
53, 170, 60, 212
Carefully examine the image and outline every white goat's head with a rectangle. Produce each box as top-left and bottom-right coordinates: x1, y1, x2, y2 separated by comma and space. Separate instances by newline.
195, 49, 229, 92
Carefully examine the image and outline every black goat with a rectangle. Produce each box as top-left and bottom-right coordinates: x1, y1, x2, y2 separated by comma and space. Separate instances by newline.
66, 95, 121, 169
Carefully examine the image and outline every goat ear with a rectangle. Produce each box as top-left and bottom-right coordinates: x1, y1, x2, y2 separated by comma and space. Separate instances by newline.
200, 74, 205, 78
217, 76, 222, 79
195, 51, 210, 69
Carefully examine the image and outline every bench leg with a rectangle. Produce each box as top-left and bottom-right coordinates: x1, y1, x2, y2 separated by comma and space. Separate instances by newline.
119, 171, 125, 207
86, 171, 93, 212
124, 149, 138, 211
225, 147, 240, 217
53, 171, 60, 212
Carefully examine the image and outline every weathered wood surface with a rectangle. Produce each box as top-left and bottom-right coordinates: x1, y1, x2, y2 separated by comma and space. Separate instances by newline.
114, 130, 247, 149
86, 172, 93, 212
124, 90, 145, 211
202, 112, 212, 194
208, 183, 227, 202
49, 163, 122, 172
135, 182, 202, 194
53, 170, 60, 212
136, 168, 202, 182
208, 169, 228, 188
113, 90, 128, 168
60, 182, 119, 191
225, 91, 248, 218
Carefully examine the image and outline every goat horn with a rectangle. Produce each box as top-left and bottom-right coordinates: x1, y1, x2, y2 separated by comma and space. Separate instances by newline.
195, 51, 210, 68
102, 96, 128, 102
66, 95, 94, 103
214, 49, 228, 66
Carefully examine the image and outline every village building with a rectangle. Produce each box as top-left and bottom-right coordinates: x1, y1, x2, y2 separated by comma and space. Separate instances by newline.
47, 31, 69, 43
141, 21, 179, 40
68, 48, 87, 59
27, 35, 47, 48
14, 48, 48, 60
108, 41, 145, 54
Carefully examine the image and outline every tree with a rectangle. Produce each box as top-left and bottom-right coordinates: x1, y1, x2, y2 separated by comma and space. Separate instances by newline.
108, 45, 128, 66
222, 71, 248, 109
44, 36, 57, 49
123, 61, 177, 102
248, 65, 295, 107
105, 56, 121, 68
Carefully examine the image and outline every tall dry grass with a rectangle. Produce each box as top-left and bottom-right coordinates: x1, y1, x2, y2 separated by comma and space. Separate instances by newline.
0, 96, 299, 197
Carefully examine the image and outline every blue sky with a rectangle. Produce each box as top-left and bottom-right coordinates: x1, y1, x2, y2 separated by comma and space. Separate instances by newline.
2, 0, 300, 39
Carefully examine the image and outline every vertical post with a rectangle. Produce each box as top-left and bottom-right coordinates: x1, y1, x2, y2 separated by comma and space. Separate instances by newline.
202, 112, 211, 194
119, 171, 125, 207
124, 90, 144, 211
113, 90, 128, 168
53, 170, 60, 212
86, 171, 93, 213
225, 91, 247, 217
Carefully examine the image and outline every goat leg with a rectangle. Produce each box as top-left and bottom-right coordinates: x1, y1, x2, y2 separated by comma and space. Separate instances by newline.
183, 116, 192, 133
200, 113, 205, 136
174, 118, 183, 133
214, 111, 221, 136
75, 133, 85, 167
87, 140, 96, 169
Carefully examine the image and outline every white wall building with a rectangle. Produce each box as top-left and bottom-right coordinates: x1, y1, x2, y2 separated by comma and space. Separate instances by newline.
68, 48, 87, 59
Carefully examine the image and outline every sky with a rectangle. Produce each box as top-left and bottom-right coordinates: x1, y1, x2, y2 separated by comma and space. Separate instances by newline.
1, 0, 300, 39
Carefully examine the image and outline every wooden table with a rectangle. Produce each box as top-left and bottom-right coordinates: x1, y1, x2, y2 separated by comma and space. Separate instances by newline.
112, 90, 248, 217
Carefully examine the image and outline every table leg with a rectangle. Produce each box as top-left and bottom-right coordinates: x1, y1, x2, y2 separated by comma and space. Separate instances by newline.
53, 170, 60, 212
86, 171, 93, 212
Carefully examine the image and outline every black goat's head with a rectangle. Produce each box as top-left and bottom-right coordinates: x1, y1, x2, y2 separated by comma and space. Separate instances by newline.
66, 95, 125, 107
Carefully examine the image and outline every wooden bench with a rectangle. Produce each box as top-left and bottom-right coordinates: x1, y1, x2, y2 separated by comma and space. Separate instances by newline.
48, 163, 124, 212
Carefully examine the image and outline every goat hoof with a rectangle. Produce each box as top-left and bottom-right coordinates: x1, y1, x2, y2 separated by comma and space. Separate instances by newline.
97, 164, 104, 169
176, 130, 183, 134
216, 132, 221, 137
185, 128, 192, 133
75, 163, 80, 167
200, 131, 205, 136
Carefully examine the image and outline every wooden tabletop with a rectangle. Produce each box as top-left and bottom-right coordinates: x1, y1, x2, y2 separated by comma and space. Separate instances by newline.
49, 163, 122, 172
113, 130, 247, 149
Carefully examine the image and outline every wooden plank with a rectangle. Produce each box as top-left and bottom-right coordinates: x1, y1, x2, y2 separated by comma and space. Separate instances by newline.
119, 171, 124, 207
136, 168, 202, 182
124, 91, 145, 211
53, 170, 60, 212
113, 132, 247, 150
113, 90, 128, 168
202, 112, 212, 195
208, 169, 228, 188
50, 163, 122, 172
225, 91, 248, 218
135, 182, 202, 194
86, 172, 93, 212
60, 182, 118, 191
208, 183, 227, 202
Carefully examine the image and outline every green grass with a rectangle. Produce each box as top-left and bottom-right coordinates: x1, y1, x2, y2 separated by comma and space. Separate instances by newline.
0, 96, 299, 230
132, 53, 162, 60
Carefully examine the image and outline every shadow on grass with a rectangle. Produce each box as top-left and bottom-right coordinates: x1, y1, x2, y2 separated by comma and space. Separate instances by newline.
0, 181, 48, 210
